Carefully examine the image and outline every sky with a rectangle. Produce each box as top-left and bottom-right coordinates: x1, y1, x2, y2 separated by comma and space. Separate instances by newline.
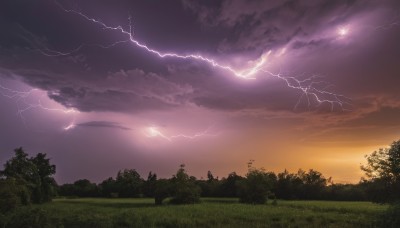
1, 0, 400, 184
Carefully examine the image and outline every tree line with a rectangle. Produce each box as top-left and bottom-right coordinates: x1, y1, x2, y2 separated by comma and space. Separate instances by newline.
57, 165, 371, 203
1, 139, 400, 212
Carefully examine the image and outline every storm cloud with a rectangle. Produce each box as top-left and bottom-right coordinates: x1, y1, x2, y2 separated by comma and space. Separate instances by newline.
1, 0, 400, 183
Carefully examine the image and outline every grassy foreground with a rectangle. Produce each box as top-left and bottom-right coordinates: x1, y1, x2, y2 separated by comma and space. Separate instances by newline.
12, 198, 389, 227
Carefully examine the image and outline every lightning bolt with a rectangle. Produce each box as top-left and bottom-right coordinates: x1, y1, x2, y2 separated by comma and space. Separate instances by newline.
34, 40, 130, 57
145, 126, 218, 141
0, 83, 78, 125
39, 2, 350, 111
63, 122, 76, 131
374, 13, 400, 30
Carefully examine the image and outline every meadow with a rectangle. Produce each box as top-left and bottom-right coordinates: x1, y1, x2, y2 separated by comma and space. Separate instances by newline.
5, 198, 387, 228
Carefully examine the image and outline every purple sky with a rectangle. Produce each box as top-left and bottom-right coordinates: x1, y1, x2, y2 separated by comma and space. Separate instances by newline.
1, 0, 400, 184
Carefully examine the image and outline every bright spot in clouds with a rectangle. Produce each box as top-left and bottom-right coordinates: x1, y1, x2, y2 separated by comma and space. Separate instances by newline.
145, 127, 171, 141
63, 123, 76, 131
338, 27, 349, 37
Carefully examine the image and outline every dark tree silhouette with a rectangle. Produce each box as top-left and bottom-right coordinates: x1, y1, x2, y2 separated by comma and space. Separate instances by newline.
238, 165, 275, 204
169, 164, 201, 204
154, 179, 172, 205
116, 169, 144, 197
31, 153, 56, 203
361, 140, 400, 202
99, 177, 118, 197
219, 172, 243, 197
0, 148, 56, 207
143, 172, 157, 197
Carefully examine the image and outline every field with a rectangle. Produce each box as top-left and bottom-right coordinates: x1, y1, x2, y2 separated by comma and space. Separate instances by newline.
9, 198, 385, 227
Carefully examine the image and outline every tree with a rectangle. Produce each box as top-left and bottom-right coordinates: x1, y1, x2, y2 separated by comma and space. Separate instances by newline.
143, 172, 157, 197
207, 171, 215, 182
276, 169, 302, 199
99, 177, 118, 197
0, 148, 56, 204
299, 169, 328, 200
154, 179, 172, 205
72, 179, 99, 197
219, 172, 243, 197
197, 170, 220, 197
31, 153, 56, 203
170, 164, 201, 204
0, 148, 37, 187
0, 178, 30, 213
238, 166, 275, 204
116, 169, 144, 197
361, 140, 400, 202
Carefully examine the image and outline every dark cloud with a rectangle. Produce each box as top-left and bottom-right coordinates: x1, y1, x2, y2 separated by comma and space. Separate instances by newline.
0, 0, 399, 115
183, 0, 399, 53
76, 121, 131, 130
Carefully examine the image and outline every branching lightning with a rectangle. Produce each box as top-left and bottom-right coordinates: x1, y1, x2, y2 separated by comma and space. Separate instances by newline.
35, 40, 130, 57
374, 13, 400, 30
44, 2, 351, 111
145, 126, 217, 141
0, 83, 78, 125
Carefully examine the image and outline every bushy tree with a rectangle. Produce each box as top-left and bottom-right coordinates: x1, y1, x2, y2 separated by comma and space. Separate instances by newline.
116, 169, 144, 197
219, 172, 243, 197
238, 167, 275, 204
197, 171, 221, 197
276, 169, 303, 199
298, 169, 328, 200
361, 140, 400, 202
0, 148, 56, 205
31, 153, 56, 203
154, 179, 172, 205
170, 164, 201, 204
99, 177, 118, 197
72, 179, 99, 197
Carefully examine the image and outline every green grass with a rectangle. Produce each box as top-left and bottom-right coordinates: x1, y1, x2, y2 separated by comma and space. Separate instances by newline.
8, 198, 389, 227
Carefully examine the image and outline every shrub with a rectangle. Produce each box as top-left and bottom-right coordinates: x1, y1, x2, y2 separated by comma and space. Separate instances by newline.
154, 179, 172, 205
0, 179, 30, 214
169, 164, 201, 204
6, 208, 52, 228
379, 202, 400, 227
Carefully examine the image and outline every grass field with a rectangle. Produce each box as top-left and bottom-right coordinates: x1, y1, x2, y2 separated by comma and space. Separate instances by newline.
6, 198, 388, 227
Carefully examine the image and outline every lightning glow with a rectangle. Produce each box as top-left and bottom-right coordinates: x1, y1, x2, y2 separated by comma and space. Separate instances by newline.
144, 126, 217, 141
0, 83, 78, 124
47, 2, 350, 111
338, 27, 349, 37
63, 123, 76, 131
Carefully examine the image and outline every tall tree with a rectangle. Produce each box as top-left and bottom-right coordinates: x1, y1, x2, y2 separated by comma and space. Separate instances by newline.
361, 140, 400, 202
31, 153, 56, 203
170, 164, 201, 204
143, 172, 157, 197
0, 148, 56, 204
